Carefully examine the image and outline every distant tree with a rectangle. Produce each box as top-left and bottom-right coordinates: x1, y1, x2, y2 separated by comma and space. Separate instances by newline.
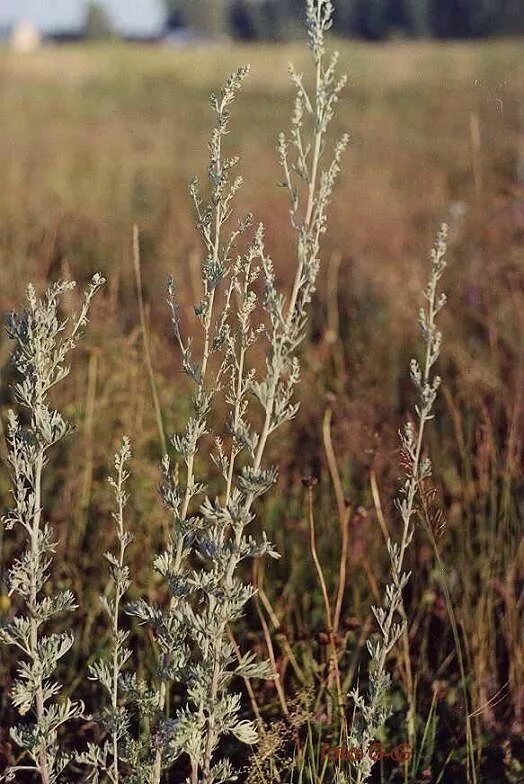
230, 1, 263, 40
267, 0, 303, 39
163, 0, 179, 21
430, 0, 471, 38
84, 0, 114, 39
404, 0, 431, 36
332, 0, 356, 36
166, 7, 185, 30
281, 0, 308, 32
385, 0, 414, 36
467, 0, 506, 36
504, 0, 524, 33
164, 0, 522, 39
193, 0, 229, 36
229, 1, 302, 41
353, 0, 389, 39
165, 0, 229, 37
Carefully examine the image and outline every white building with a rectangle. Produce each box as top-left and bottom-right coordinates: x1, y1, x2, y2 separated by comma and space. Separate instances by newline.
9, 19, 42, 52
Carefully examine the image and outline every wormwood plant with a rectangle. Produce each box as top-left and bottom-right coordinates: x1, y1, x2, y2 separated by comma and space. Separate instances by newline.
0, 275, 105, 783
126, 2, 348, 783
347, 225, 449, 784
79, 436, 142, 783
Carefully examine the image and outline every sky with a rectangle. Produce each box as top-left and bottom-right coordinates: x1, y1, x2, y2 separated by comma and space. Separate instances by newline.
0, 0, 166, 36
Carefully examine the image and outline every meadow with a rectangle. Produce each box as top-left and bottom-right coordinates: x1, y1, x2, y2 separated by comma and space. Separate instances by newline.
0, 30, 522, 783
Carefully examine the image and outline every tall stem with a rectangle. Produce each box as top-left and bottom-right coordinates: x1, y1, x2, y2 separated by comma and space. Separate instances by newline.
156, 102, 226, 784
355, 230, 448, 784
375, 323, 433, 686
288, 57, 323, 323
307, 484, 344, 725
31, 450, 50, 784
111, 457, 126, 784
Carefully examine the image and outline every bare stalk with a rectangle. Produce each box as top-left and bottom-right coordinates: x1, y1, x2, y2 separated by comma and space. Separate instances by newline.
133, 225, 168, 458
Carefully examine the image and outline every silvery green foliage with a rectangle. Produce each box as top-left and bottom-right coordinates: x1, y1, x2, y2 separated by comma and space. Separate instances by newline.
127, 65, 258, 784
78, 437, 154, 784
0, 274, 105, 784
279, 0, 348, 337
129, 4, 347, 783
349, 225, 449, 783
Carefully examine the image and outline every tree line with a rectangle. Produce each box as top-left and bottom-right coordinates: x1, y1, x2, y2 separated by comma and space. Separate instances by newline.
166, 0, 523, 40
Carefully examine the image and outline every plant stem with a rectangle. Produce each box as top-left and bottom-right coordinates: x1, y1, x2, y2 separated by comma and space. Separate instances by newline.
111, 455, 127, 784
306, 484, 344, 727
31, 449, 50, 784
133, 224, 167, 458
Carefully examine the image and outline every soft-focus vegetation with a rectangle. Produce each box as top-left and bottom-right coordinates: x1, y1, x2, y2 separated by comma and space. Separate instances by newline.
169, 0, 524, 39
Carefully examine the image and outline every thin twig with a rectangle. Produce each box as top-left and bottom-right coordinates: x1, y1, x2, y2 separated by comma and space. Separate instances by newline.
132, 224, 167, 457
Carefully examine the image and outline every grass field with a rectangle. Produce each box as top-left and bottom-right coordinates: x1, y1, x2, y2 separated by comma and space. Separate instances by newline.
0, 38, 523, 783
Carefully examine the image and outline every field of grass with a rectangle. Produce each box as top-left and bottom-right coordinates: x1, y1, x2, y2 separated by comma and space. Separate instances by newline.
0, 37, 522, 783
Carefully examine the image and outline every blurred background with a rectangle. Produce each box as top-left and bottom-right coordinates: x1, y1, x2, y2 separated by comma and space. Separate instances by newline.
0, 2, 523, 783
1, 0, 524, 42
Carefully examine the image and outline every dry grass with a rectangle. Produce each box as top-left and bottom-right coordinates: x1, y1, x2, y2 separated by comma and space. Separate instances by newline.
0, 37, 522, 783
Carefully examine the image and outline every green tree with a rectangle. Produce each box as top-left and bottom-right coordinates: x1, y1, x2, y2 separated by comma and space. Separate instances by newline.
84, 0, 114, 39
353, 0, 389, 39
164, 0, 523, 39
468, 0, 506, 36
504, 0, 524, 33
230, 0, 302, 41
167, 0, 229, 37
229, 1, 267, 40
404, 0, 431, 36
332, 0, 356, 36
431, 0, 471, 38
